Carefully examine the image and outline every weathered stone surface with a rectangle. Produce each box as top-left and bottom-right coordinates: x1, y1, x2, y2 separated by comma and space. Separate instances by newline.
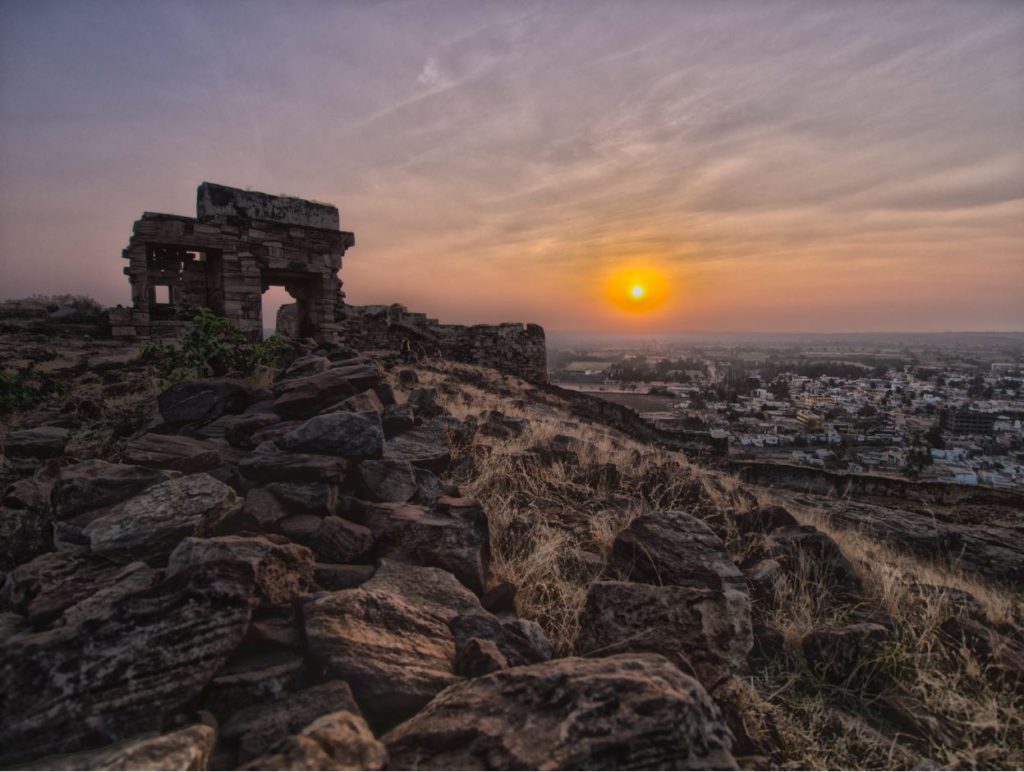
405, 387, 444, 421
480, 580, 516, 614
224, 413, 283, 449
123, 433, 223, 473
205, 651, 309, 721
314, 563, 375, 591
383, 654, 736, 770
381, 403, 415, 438
3, 426, 69, 458
939, 616, 1024, 690
281, 411, 384, 458
280, 515, 374, 563
576, 580, 752, 689
281, 354, 330, 381
23, 723, 216, 771
741, 525, 862, 598
1, 551, 158, 627
384, 418, 452, 473
612, 510, 747, 593
301, 560, 480, 726
0, 561, 256, 766
240, 444, 348, 483
742, 559, 784, 604
169, 536, 314, 604
356, 459, 418, 502
240, 711, 387, 771
50, 460, 170, 519
273, 364, 381, 419
158, 377, 251, 423
828, 499, 1024, 587
223, 681, 361, 762
83, 473, 241, 565
801, 623, 890, 684
0, 505, 52, 571
449, 611, 550, 676
374, 496, 490, 594
328, 389, 384, 416
733, 505, 799, 535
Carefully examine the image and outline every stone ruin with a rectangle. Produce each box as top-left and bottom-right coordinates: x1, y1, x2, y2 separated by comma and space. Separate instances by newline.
111, 182, 548, 382
110, 183, 354, 342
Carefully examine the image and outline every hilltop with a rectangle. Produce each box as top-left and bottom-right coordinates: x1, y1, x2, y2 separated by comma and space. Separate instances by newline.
1, 326, 1022, 770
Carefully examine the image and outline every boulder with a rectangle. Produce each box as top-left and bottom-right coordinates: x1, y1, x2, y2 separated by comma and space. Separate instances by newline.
273, 363, 381, 418
448, 611, 550, 676
224, 413, 282, 449
281, 354, 330, 381
480, 580, 516, 614
384, 419, 452, 473
301, 560, 480, 726
169, 536, 315, 604
2, 551, 159, 627
0, 506, 52, 571
50, 460, 170, 519
801, 623, 890, 684
0, 561, 256, 766
239, 445, 348, 483
327, 389, 384, 416
383, 654, 736, 770
741, 525, 862, 598
612, 510, 747, 593
733, 505, 799, 535
240, 711, 387, 771
83, 473, 241, 565
280, 515, 374, 564
374, 496, 490, 594
158, 378, 251, 423
204, 650, 309, 721
23, 724, 216, 771
381, 404, 416, 438
280, 412, 384, 459
3, 426, 69, 458
123, 433, 223, 473
576, 580, 752, 689
357, 459, 418, 502
406, 387, 444, 420
223, 681, 362, 762
314, 563, 375, 591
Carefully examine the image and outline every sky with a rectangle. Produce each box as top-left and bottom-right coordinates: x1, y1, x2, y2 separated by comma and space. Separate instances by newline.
1, 0, 1022, 333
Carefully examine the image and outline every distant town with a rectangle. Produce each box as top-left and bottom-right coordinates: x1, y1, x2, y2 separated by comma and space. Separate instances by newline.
548, 332, 1024, 488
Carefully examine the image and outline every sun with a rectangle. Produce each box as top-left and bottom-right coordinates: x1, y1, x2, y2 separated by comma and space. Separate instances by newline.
604, 265, 669, 315
630, 284, 645, 299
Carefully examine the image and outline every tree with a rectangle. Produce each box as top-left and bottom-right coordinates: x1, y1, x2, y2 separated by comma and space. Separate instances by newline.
924, 423, 946, 449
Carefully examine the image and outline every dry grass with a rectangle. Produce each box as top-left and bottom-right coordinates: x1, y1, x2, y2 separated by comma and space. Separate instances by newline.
400, 360, 1024, 769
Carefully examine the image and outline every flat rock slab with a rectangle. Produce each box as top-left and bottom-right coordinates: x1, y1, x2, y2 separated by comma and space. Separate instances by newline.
158, 378, 252, 423
4, 426, 69, 458
123, 433, 223, 473
23, 724, 216, 771
50, 460, 170, 519
576, 580, 753, 689
281, 411, 384, 459
239, 445, 349, 483
0, 561, 255, 766
383, 654, 736, 770
301, 560, 481, 727
383, 419, 452, 474
612, 510, 747, 593
83, 473, 241, 565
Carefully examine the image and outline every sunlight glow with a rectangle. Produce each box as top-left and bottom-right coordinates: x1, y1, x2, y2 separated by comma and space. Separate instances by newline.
630, 284, 645, 299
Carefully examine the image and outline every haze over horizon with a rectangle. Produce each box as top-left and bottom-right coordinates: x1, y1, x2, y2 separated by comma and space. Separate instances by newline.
1, 1, 1022, 334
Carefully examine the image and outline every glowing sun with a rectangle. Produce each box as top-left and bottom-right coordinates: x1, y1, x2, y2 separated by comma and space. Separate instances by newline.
604, 266, 669, 314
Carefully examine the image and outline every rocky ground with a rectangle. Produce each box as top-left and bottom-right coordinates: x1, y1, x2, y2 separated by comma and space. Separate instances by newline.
1, 333, 1022, 770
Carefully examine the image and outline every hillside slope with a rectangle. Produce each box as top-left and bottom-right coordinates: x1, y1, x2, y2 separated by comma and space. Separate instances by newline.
0, 340, 1021, 769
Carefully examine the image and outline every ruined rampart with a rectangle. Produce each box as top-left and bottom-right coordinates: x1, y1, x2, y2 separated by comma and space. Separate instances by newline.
339, 304, 548, 383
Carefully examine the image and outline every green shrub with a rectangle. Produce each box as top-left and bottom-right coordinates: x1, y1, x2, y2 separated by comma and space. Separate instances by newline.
0, 364, 64, 415
143, 308, 287, 385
